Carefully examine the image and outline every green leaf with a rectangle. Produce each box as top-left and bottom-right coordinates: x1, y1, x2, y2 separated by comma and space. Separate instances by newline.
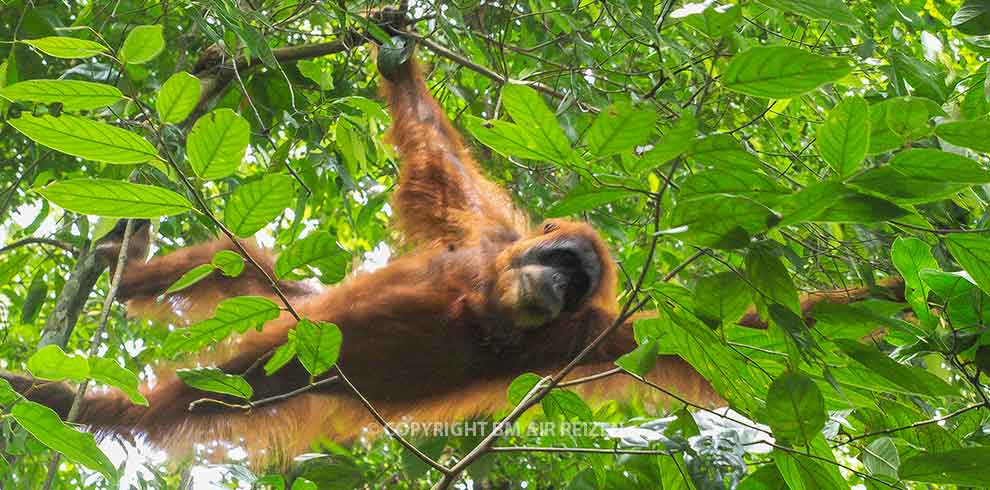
20, 272, 47, 324
294, 319, 342, 376
212, 250, 245, 277
693, 272, 750, 327
953, 1, 990, 35
687, 134, 761, 169
464, 116, 547, 160
891, 236, 938, 322
501, 84, 573, 163
119, 25, 165, 64
541, 389, 592, 421
8, 114, 158, 164
187, 109, 250, 180
863, 437, 899, 479
757, 0, 860, 26
11, 401, 116, 479
766, 372, 826, 445
835, 339, 957, 397
778, 182, 910, 226
224, 174, 294, 237
890, 50, 948, 103
507, 373, 543, 405
722, 46, 852, 99
264, 339, 297, 375
885, 97, 933, 140
815, 96, 868, 177
634, 113, 696, 173
935, 120, 990, 152
849, 149, 989, 203
0, 80, 124, 111
774, 448, 845, 490
679, 168, 788, 203
274, 231, 349, 283
21, 36, 107, 59
745, 244, 800, 317
163, 296, 280, 357
666, 195, 778, 249
583, 101, 656, 158
297, 59, 333, 91
946, 234, 990, 295
164, 263, 215, 294
614, 340, 659, 376
157, 72, 201, 124
900, 447, 990, 486
176, 367, 253, 400
89, 357, 148, 405
545, 189, 628, 217
27, 345, 88, 382
37, 179, 193, 218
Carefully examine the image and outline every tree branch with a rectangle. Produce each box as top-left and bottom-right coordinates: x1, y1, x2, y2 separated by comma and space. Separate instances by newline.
0, 238, 79, 257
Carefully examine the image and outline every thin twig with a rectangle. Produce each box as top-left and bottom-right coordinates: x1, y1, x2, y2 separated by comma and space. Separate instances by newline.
0, 238, 79, 257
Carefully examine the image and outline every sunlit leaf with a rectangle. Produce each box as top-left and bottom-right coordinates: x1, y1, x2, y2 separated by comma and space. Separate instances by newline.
722, 46, 852, 98
294, 319, 342, 376
187, 108, 250, 180
11, 402, 116, 479
36, 179, 193, 218
164, 263, 215, 294
163, 296, 280, 357
815, 96, 868, 177
157, 72, 201, 124
274, 231, 349, 283
176, 367, 253, 400
766, 372, 826, 445
501, 83, 573, 164
27, 345, 88, 382
9, 114, 158, 164
901, 447, 990, 486
89, 357, 148, 405
21, 36, 107, 59
224, 174, 294, 237
757, 0, 860, 26
583, 100, 656, 158
119, 25, 165, 64
212, 250, 245, 277
0, 80, 124, 111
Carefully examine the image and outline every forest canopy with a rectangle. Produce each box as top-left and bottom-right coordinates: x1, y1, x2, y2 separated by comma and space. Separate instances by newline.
2, 0, 990, 489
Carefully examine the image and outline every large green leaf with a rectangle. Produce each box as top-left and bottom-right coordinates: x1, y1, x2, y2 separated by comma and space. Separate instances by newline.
164, 263, 215, 293
89, 357, 148, 405
119, 25, 165, 64
187, 109, 250, 180
722, 46, 852, 99
890, 50, 949, 103
157, 72, 201, 124
500, 84, 573, 164
224, 174, 294, 237
614, 340, 659, 376
849, 149, 988, 203
946, 234, 990, 295
891, 236, 938, 323
678, 168, 788, 203
11, 402, 116, 479
176, 367, 253, 400
687, 134, 761, 169
163, 296, 280, 357
464, 116, 546, 160
900, 447, 990, 485
0, 80, 124, 111
766, 372, 826, 445
777, 182, 910, 226
816, 96, 868, 177
835, 340, 957, 397
545, 189, 629, 217
37, 179, 193, 218
953, 0, 990, 35
8, 114, 158, 164
27, 345, 88, 382
757, 0, 860, 26
21, 37, 107, 59
582, 100, 656, 158
667, 195, 779, 249
863, 437, 899, 479
693, 272, 750, 327
294, 319, 342, 376
935, 120, 990, 152
274, 231, 349, 283
211, 250, 245, 277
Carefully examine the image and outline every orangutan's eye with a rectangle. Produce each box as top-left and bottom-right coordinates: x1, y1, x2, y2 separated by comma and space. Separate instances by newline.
543, 222, 558, 234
